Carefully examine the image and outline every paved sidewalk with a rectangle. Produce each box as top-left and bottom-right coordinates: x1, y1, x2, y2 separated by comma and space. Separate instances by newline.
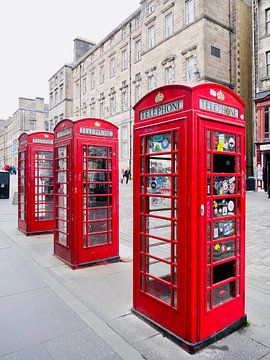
0, 176, 270, 359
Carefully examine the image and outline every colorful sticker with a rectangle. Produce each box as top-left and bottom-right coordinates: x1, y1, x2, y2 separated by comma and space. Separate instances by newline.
161, 138, 170, 149
214, 244, 221, 252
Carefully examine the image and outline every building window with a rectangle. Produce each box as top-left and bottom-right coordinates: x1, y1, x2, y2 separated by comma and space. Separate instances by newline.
59, 113, 64, 120
266, 8, 270, 34
122, 24, 130, 39
148, 25, 155, 49
49, 93, 53, 108
100, 45, 104, 56
82, 77, 87, 95
110, 58, 116, 78
110, 35, 115, 48
60, 71, 64, 81
100, 100, 105, 118
165, 13, 173, 38
148, 0, 155, 14
148, 74, 155, 91
135, 15, 141, 29
122, 125, 128, 158
75, 81, 80, 98
211, 46, 221, 58
90, 71, 95, 89
55, 90, 58, 105
59, 85, 64, 101
135, 84, 142, 102
110, 94, 116, 116
135, 40, 141, 62
165, 66, 175, 84
100, 65, 105, 84
267, 52, 270, 76
122, 90, 128, 111
186, 0, 195, 25
44, 120, 49, 131
122, 49, 128, 70
29, 120, 36, 131
186, 56, 196, 82
264, 106, 270, 139
90, 98, 95, 117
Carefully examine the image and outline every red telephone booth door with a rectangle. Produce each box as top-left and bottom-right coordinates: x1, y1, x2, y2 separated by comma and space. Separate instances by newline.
76, 138, 119, 265
198, 120, 246, 340
133, 119, 188, 339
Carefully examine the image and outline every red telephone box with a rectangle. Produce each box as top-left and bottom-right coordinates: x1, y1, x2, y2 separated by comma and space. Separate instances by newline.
133, 83, 246, 353
18, 132, 54, 235
53, 118, 119, 269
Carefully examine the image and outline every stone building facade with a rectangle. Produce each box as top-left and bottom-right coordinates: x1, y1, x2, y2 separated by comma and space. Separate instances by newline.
253, 0, 270, 192
0, 97, 49, 167
50, 0, 252, 174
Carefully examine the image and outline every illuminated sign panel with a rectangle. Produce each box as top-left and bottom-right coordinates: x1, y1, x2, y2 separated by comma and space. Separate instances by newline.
140, 100, 183, 120
199, 98, 239, 118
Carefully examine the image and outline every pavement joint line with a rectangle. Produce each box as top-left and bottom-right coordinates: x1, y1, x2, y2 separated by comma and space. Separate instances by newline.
1, 228, 143, 360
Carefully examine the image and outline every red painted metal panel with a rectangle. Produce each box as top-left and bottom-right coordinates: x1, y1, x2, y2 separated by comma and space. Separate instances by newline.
53, 118, 119, 269
18, 131, 54, 235
133, 83, 246, 350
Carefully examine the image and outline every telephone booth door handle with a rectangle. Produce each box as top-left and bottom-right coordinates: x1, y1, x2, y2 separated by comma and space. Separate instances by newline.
200, 204, 205, 216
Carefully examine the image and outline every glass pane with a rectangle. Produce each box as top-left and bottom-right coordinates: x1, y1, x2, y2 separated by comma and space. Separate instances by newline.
213, 132, 236, 152
212, 240, 235, 262
213, 219, 235, 239
58, 232, 67, 246
58, 147, 67, 157
88, 196, 111, 207
145, 276, 171, 304
88, 159, 109, 170
88, 146, 109, 157
213, 176, 236, 195
213, 281, 235, 307
148, 196, 171, 211
147, 156, 172, 174
88, 232, 110, 246
146, 133, 172, 153
146, 176, 171, 195
213, 198, 236, 217
88, 208, 111, 220
88, 172, 111, 182
147, 237, 172, 261
146, 216, 172, 240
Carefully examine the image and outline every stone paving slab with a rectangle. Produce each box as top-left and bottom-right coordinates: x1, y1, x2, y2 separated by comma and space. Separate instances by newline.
0, 288, 87, 357
0, 345, 52, 360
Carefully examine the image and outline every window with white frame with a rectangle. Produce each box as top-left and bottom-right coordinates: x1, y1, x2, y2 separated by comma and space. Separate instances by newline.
59, 113, 64, 121
55, 90, 58, 104
110, 58, 116, 78
165, 13, 173, 38
148, 0, 155, 14
90, 98, 95, 117
110, 94, 116, 116
59, 85, 64, 101
60, 71, 64, 81
186, 0, 195, 25
122, 49, 128, 70
148, 74, 155, 91
122, 90, 128, 111
135, 39, 142, 62
266, 9, 270, 34
75, 81, 80, 98
110, 35, 115, 48
49, 93, 53, 108
267, 51, 270, 76
100, 65, 105, 84
100, 45, 104, 56
264, 106, 270, 139
100, 99, 105, 118
148, 25, 155, 49
122, 24, 130, 39
121, 125, 128, 158
90, 71, 95, 89
82, 77, 87, 95
135, 15, 141, 29
165, 66, 175, 84
135, 84, 142, 102
186, 56, 196, 82
29, 120, 36, 131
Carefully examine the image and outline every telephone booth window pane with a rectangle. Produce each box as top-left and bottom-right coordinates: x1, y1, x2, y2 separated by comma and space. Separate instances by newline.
207, 130, 211, 149
213, 219, 235, 240
147, 133, 172, 153
212, 240, 235, 262
213, 176, 236, 195
213, 132, 236, 152
213, 198, 236, 218
213, 281, 235, 307
145, 277, 171, 305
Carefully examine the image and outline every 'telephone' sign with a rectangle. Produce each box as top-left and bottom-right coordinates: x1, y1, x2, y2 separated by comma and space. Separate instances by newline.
199, 98, 239, 118
140, 100, 183, 120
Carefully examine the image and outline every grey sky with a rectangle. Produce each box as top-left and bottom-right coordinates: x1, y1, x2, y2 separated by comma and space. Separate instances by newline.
0, 0, 140, 119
